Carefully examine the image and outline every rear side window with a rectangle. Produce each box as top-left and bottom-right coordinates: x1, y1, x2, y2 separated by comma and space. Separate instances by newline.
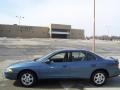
86, 52, 96, 61
71, 51, 86, 61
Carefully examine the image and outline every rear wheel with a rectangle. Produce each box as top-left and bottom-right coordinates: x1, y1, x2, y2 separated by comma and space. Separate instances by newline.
19, 71, 37, 87
91, 71, 107, 86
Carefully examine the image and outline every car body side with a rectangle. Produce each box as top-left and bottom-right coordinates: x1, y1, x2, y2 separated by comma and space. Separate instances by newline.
4, 50, 120, 80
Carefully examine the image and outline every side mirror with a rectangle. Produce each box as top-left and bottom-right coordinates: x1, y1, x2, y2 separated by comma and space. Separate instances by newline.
45, 59, 51, 64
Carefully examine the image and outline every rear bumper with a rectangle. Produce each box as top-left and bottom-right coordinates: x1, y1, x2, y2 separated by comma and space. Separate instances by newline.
109, 69, 120, 78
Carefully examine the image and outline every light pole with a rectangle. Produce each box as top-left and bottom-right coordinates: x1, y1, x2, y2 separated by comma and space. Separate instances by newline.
93, 0, 96, 52
16, 16, 24, 25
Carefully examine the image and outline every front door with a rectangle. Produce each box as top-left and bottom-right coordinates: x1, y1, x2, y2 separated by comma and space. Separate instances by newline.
46, 51, 70, 78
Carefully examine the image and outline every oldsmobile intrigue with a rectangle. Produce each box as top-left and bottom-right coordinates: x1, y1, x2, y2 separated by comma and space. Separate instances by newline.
4, 49, 120, 87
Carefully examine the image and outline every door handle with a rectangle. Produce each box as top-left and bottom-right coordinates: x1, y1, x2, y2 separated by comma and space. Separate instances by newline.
63, 65, 67, 68
91, 64, 96, 67
50, 66, 54, 69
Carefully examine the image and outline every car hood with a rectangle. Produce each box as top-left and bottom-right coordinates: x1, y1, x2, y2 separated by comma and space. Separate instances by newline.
8, 59, 42, 69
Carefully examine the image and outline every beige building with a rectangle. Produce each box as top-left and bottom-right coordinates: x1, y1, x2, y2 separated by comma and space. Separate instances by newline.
0, 24, 85, 39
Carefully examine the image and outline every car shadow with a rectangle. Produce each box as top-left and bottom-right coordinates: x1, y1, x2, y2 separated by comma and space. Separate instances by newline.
13, 79, 90, 89
13, 76, 120, 89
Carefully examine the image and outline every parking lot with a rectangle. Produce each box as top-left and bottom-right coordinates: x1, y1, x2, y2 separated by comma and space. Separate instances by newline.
0, 38, 120, 90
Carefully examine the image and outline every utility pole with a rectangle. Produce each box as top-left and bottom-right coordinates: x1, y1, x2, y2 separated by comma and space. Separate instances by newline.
16, 16, 24, 25
93, 0, 96, 52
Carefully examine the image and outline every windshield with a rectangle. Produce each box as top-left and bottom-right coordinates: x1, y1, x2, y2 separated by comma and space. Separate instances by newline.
36, 50, 63, 61
34, 51, 56, 61
94, 52, 105, 59
87, 51, 104, 59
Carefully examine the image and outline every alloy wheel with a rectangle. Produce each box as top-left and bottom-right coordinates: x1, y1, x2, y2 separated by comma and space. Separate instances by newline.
91, 71, 107, 86
21, 73, 34, 86
94, 73, 105, 85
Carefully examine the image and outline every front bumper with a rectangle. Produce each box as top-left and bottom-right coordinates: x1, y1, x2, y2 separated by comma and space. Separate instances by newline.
4, 71, 17, 80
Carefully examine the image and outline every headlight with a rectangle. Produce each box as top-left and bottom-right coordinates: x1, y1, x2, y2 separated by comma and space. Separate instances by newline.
6, 68, 13, 72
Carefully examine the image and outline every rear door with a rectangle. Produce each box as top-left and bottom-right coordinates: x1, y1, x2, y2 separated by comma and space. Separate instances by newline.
68, 51, 97, 78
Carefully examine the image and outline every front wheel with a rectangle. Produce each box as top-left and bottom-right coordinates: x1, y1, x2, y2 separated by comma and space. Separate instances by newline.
19, 71, 37, 87
91, 71, 107, 86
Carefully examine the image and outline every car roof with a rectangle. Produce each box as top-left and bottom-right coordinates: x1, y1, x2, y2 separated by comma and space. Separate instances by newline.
53, 49, 93, 53
53, 49, 101, 58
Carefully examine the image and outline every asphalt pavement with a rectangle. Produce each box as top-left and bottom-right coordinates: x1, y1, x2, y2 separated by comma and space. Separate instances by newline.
0, 38, 120, 90
0, 76, 120, 90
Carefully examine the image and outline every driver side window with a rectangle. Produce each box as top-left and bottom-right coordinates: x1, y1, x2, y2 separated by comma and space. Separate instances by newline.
50, 52, 66, 62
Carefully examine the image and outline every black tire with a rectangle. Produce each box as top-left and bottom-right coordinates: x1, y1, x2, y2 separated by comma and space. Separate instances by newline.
91, 71, 107, 86
18, 71, 37, 87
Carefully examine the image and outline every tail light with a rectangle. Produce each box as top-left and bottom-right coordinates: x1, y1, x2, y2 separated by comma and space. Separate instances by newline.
116, 62, 119, 68
115, 59, 119, 68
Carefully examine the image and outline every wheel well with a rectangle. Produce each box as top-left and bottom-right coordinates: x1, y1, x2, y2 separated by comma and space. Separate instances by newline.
91, 69, 109, 78
17, 69, 38, 79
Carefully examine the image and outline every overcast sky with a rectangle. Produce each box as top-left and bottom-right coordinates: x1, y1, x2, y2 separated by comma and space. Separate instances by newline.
0, 0, 120, 36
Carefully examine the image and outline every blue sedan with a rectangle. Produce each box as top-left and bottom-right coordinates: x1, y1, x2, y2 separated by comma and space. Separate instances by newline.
4, 49, 120, 87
